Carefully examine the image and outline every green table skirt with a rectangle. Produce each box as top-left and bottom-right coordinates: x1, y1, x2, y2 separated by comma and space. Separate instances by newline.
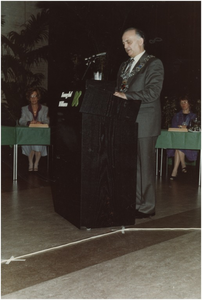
1, 126, 16, 145
1, 126, 51, 145
2, 126, 200, 150
156, 130, 201, 150
16, 126, 50, 145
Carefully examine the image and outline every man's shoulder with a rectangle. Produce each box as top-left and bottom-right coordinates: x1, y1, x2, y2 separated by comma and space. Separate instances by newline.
143, 53, 162, 63
136, 53, 163, 72
145, 55, 164, 69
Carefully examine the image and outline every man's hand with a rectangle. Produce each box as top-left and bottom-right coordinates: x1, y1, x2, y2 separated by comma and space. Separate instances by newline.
113, 91, 127, 99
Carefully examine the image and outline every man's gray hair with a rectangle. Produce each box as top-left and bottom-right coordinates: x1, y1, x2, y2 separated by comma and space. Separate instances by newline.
123, 27, 146, 45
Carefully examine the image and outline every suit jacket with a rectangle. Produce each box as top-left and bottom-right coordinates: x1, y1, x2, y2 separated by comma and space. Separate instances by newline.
116, 52, 164, 138
19, 104, 50, 126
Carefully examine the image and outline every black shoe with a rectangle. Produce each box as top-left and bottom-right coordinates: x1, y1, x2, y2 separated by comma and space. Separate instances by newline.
135, 210, 155, 219
182, 167, 187, 174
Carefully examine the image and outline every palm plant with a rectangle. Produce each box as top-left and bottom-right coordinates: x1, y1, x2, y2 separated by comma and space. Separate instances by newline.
1, 9, 49, 125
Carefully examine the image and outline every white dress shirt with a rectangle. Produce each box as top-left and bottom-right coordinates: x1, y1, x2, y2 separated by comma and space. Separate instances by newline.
129, 50, 146, 72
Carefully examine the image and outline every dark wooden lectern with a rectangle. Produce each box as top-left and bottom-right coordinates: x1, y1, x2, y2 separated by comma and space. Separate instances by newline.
51, 80, 140, 228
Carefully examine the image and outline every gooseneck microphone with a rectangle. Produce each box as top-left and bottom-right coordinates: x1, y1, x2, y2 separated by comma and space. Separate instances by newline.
85, 52, 106, 61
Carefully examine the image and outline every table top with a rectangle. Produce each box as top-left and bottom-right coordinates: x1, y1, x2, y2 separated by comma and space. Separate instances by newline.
1, 126, 51, 145
156, 129, 201, 150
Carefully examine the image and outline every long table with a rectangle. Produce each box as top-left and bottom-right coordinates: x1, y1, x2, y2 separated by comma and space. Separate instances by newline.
155, 129, 201, 185
1, 126, 51, 180
2, 127, 201, 183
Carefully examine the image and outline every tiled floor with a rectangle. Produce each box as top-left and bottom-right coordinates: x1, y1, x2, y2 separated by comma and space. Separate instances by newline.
1, 146, 201, 299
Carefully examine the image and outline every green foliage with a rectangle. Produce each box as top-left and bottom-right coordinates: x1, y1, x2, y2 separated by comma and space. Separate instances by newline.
1, 9, 49, 125
194, 99, 201, 123
161, 96, 178, 129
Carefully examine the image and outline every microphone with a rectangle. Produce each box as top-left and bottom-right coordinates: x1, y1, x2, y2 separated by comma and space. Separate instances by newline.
95, 52, 107, 57
85, 52, 106, 61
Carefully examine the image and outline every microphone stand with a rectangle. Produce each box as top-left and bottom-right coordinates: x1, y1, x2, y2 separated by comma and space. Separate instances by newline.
81, 55, 97, 81
81, 53, 106, 81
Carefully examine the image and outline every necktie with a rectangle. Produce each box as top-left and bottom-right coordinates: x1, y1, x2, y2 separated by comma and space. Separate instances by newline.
120, 58, 135, 92
125, 58, 134, 74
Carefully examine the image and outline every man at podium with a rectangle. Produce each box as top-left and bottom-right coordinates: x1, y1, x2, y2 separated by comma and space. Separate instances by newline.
114, 27, 164, 218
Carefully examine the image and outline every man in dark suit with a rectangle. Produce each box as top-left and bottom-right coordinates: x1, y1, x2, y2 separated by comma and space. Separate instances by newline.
114, 27, 164, 218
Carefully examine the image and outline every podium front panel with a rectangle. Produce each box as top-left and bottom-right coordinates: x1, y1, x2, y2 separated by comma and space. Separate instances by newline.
51, 82, 140, 228
81, 114, 138, 228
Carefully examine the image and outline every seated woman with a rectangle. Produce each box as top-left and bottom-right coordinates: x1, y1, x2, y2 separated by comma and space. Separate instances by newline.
19, 87, 50, 171
167, 95, 198, 180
